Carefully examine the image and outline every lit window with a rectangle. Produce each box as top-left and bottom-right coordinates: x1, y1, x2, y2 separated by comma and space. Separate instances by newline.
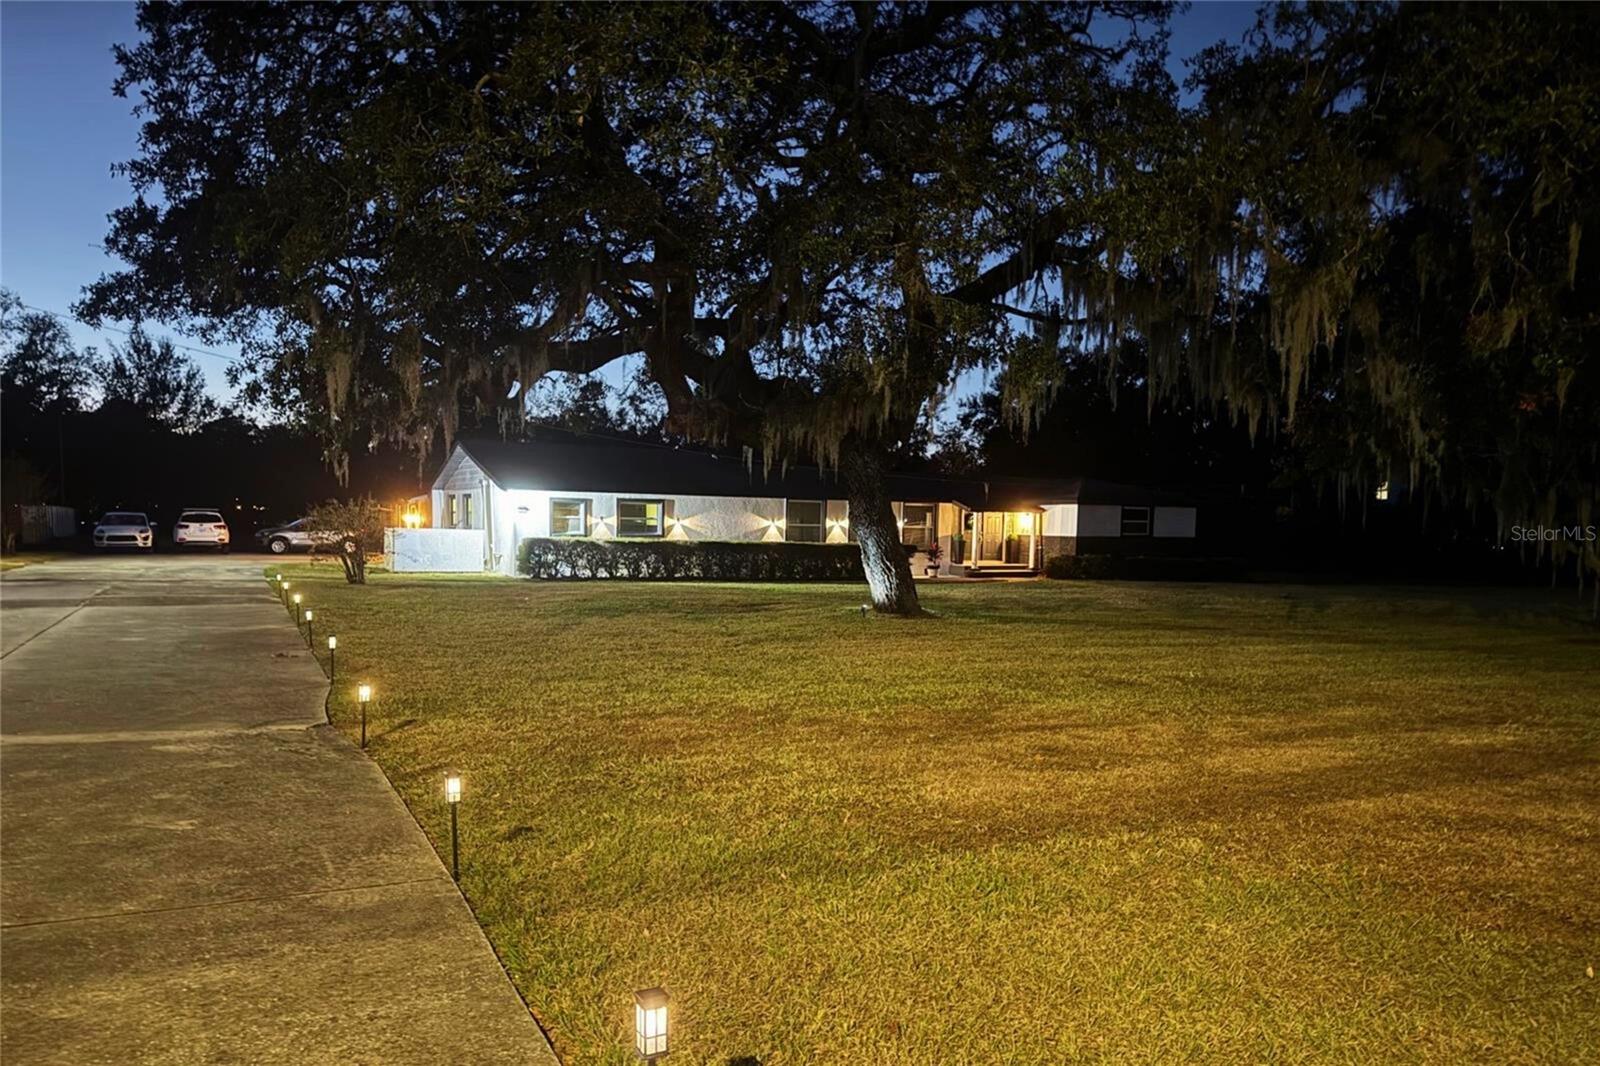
785, 500, 825, 543
550, 498, 589, 537
461, 493, 474, 529
445, 494, 458, 526
1121, 506, 1150, 536
1375, 481, 1390, 501
900, 503, 936, 549
617, 498, 665, 537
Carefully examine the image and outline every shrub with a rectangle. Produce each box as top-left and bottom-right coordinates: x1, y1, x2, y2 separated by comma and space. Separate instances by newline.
516, 537, 865, 581
305, 496, 386, 585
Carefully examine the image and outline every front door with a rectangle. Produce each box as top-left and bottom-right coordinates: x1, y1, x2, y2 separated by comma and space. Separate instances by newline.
978, 512, 1007, 563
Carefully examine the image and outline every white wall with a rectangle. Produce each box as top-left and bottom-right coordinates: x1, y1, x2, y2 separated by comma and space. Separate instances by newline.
1154, 507, 1197, 538
387, 528, 486, 572
489, 487, 856, 574
1043, 503, 1078, 537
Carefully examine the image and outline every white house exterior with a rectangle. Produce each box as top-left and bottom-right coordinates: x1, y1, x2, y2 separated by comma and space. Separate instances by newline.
415, 435, 1199, 577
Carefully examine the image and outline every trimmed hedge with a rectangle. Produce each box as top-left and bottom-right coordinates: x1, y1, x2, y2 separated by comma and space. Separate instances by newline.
517, 537, 866, 581
1044, 554, 1249, 582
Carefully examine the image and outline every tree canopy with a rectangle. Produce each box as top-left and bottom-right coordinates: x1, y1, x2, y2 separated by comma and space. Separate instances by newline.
81, 1, 1600, 594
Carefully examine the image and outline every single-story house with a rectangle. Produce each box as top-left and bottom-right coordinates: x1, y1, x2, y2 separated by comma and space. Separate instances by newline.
412, 434, 1198, 576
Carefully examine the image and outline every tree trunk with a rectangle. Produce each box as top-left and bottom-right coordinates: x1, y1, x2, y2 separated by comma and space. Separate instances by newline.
841, 440, 922, 616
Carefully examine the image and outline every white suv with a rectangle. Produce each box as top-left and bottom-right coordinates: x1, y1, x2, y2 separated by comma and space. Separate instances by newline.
94, 512, 154, 551
173, 509, 230, 552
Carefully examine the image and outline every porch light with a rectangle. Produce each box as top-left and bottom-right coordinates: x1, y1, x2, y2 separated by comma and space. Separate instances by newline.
634, 987, 670, 1061
1017, 512, 1035, 532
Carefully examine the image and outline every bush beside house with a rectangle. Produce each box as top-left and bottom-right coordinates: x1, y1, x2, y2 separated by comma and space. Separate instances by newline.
517, 537, 866, 581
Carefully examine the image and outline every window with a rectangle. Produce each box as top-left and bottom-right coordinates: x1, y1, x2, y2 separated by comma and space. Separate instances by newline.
445, 494, 458, 527
1375, 481, 1390, 501
461, 493, 474, 529
617, 498, 665, 537
550, 498, 589, 537
785, 499, 825, 543
900, 503, 936, 550
1120, 506, 1151, 536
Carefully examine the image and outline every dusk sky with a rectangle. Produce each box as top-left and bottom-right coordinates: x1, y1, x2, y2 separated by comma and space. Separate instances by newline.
1, 0, 1262, 408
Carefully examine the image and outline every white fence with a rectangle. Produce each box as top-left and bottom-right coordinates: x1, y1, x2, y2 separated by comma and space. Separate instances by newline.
385, 527, 486, 573
14, 505, 77, 545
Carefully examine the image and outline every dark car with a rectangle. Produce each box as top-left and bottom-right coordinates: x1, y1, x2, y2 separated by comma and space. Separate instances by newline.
255, 518, 332, 554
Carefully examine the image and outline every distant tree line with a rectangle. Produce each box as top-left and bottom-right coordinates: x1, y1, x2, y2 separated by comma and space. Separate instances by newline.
0, 291, 421, 537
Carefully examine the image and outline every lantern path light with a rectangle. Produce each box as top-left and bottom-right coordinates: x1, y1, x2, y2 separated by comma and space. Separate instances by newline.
357, 682, 371, 749
634, 987, 670, 1062
327, 635, 337, 681
445, 773, 462, 880
303, 608, 314, 648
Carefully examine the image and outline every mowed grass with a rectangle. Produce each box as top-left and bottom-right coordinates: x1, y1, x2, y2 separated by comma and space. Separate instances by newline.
275, 566, 1599, 1064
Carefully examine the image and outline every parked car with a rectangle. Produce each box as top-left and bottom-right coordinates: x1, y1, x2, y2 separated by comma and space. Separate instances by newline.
93, 511, 154, 551
173, 509, 230, 552
254, 518, 326, 554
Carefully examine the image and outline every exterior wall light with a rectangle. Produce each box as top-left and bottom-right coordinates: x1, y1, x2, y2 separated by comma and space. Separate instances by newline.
634, 987, 670, 1061
445, 773, 462, 880
357, 683, 371, 749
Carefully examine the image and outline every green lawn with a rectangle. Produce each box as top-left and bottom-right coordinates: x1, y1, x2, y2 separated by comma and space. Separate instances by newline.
273, 569, 1599, 1064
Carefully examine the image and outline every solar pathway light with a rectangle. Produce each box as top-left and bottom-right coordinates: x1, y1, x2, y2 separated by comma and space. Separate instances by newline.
445, 773, 462, 880
303, 608, 314, 648
280, 580, 290, 606
327, 635, 337, 680
860, 603, 871, 617
357, 683, 371, 749
634, 987, 670, 1062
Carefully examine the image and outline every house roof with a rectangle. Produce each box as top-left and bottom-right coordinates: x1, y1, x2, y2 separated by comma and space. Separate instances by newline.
445, 434, 1193, 510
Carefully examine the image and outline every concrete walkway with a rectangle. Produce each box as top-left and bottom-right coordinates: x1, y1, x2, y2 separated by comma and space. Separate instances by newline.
0, 555, 557, 1065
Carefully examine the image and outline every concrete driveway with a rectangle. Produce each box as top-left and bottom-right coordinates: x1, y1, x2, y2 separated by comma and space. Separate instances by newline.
0, 555, 557, 1065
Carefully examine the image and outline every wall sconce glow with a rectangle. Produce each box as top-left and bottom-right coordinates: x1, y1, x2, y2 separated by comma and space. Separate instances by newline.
634, 987, 670, 1061
1017, 512, 1035, 532
402, 510, 423, 528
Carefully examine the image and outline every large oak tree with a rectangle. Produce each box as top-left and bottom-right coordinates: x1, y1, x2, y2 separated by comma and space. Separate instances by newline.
80, 1, 1169, 613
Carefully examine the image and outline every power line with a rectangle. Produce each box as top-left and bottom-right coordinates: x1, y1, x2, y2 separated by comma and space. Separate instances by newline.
16, 302, 246, 365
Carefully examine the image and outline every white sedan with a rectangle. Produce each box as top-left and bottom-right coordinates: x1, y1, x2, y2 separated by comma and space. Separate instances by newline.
173, 509, 231, 552
93, 511, 155, 551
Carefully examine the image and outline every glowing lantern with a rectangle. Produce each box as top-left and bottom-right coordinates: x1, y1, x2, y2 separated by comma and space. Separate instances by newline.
634, 987, 670, 1060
